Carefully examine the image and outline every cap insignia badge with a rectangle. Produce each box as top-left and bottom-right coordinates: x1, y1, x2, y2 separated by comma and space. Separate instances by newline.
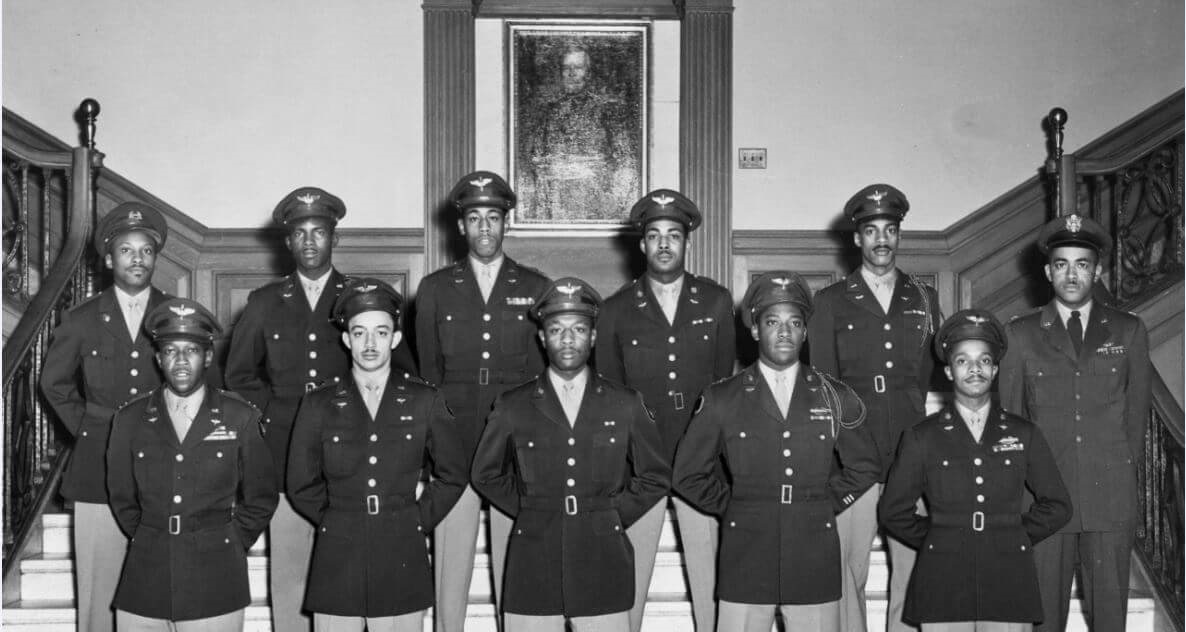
1065, 214, 1082, 233
867, 189, 886, 203
127, 210, 143, 221
965, 314, 988, 325
357, 284, 378, 293
169, 305, 196, 317
556, 283, 582, 297
651, 194, 675, 206
770, 277, 792, 289
297, 193, 320, 206
470, 177, 493, 191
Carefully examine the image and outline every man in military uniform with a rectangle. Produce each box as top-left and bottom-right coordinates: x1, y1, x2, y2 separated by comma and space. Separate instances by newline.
107, 298, 278, 631
807, 184, 943, 632
225, 186, 356, 632
881, 309, 1070, 631
674, 272, 879, 632
471, 278, 671, 632
287, 280, 468, 631
596, 188, 735, 632
415, 171, 551, 631
41, 201, 171, 632
999, 214, 1151, 632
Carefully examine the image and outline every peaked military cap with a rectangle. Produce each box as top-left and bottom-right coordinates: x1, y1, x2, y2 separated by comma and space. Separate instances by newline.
934, 308, 1007, 361
844, 183, 909, 225
145, 298, 222, 344
741, 271, 813, 328
272, 186, 347, 226
332, 278, 403, 327
95, 201, 168, 255
1036, 213, 1111, 255
533, 277, 603, 322
629, 189, 702, 232
449, 171, 516, 213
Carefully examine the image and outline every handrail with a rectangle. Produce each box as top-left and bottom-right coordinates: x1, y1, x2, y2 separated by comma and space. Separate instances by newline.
2, 99, 101, 576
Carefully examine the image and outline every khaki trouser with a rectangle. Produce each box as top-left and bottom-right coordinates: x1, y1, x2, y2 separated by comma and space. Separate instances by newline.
75, 501, 127, 632
270, 493, 315, 632
313, 610, 426, 632
434, 485, 482, 632
505, 610, 629, 632
717, 599, 839, 632
921, 623, 1031, 631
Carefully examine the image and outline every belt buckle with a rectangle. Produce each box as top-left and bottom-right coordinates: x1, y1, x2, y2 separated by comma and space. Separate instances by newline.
972, 511, 985, 532
673, 392, 685, 411
366, 494, 380, 515
873, 375, 886, 393
781, 484, 793, 504
168, 514, 181, 535
565, 495, 578, 515
305, 381, 317, 393
479, 368, 490, 386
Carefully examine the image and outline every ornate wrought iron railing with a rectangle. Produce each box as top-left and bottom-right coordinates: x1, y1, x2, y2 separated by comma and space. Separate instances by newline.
1046, 106, 1185, 631
2, 99, 103, 575
1137, 374, 1185, 630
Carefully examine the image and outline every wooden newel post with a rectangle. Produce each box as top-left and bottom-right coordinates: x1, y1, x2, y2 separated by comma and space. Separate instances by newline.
1045, 107, 1077, 218
78, 99, 100, 150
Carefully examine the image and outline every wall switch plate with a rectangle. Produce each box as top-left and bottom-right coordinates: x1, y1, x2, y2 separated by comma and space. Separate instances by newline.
739, 148, 767, 169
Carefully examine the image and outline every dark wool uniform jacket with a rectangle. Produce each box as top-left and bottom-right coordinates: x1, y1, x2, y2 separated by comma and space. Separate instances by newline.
414, 257, 550, 458
879, 406, 1071, 624
999, 301, 1151, 533
672, 364, 879, 605
286, 373, 468, 617
808, 269, 943, 480
106, 387, 278, 621
595, 274, 736, 461
471, 374, 671, 617
224, 270, 355, 484
41, 286, 169, 503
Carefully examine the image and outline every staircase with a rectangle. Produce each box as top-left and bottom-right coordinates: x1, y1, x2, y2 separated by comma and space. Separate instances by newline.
1, 502, 1159, 631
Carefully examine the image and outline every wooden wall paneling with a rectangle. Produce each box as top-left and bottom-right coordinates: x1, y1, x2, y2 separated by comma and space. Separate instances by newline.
423, 0, 476, 272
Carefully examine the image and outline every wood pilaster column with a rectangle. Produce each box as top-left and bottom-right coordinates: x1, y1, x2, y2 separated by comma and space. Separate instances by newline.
680, 1, 733, 288
423, 1, 475, 272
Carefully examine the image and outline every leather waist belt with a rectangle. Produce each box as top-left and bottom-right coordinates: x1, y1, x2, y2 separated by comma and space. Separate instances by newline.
140, 509, 233, 535
272, 380, 331, 398
930, 511, 1021, 532
520, 495, 619, 515
731, 484, 829, 505
443, 369, 527, 386
329, 493, 416, 515
848, 374, 916, 395
85, 403, 117, 419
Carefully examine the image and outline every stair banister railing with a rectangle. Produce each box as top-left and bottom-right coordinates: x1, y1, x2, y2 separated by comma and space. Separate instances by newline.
1045, 106, 1185, 632
2, 99, 103, 577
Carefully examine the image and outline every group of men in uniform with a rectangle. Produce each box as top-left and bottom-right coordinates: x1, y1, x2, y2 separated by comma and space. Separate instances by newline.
41, 167, 1151, 632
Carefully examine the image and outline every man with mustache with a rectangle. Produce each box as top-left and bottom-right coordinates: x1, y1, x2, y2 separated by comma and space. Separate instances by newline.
999, 214, 1151, 632
471, 278, 671, 632
880, 309, 1070, 631
106, 298, 278, 631
287, 280, 468, 632
595, 188, 735, 632
673, 272, 878, 632
225, 187, 359, 632
807, 184, 943, 632
415, 171, 551, 631
41, 201, 171, 632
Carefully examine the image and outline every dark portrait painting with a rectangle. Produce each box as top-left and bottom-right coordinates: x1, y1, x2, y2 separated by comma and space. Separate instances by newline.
508, 22, 649, 230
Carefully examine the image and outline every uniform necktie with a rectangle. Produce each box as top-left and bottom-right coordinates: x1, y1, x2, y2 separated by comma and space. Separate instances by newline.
560, 382, 579, 427
658, 284, 678, 325
871, 278, 894, 314
968, 413, 984, 442
304, 281, 322, 310
774, 372, 791, 418
363, 382, 382, 418
125, 299, 143, 340
478, 265, 495, 303
171, 400, 191, 442
1068, 310, 1084, 357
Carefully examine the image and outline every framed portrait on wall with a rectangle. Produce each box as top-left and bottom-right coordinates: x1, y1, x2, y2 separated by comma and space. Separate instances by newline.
507, 21, 650, 232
